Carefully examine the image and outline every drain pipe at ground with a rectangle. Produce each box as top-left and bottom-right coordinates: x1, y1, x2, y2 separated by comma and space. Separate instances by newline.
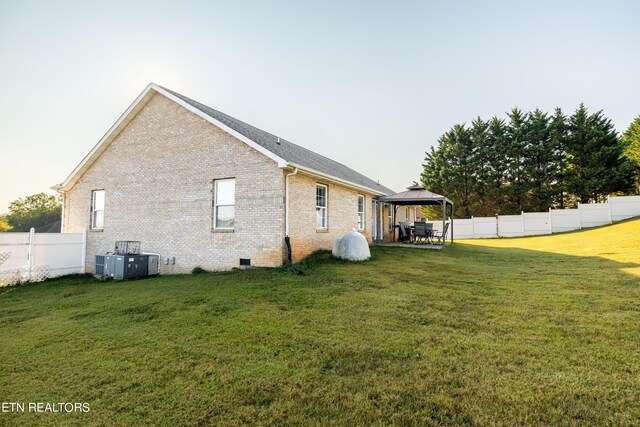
284, 167, 303, 274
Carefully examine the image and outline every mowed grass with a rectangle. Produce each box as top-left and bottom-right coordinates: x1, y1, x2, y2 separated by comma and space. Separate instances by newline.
1, 220, 639, 426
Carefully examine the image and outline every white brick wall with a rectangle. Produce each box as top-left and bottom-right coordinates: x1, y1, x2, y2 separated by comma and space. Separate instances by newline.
63, 92, 394, 272
64, 93, 285, 273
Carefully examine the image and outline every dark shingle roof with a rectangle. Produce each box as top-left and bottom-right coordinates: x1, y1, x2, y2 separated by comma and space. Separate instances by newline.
161, 87, 395, 195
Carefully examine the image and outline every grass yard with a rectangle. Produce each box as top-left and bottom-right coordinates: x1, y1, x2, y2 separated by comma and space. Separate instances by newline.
1, 219, 639, 426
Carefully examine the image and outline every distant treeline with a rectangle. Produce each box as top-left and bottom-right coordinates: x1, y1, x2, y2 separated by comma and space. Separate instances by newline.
421, 104, 636, 218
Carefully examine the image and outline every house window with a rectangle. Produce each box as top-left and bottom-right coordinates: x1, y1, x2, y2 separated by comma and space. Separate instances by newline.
91, 190, 105, 229
405, 207, 410, 221
387, 204, 393, 231
357, 195, 365, 230
214, 178, 235, 229
316, 184, 327, 229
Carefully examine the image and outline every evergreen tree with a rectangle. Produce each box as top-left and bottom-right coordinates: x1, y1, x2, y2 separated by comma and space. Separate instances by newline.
485, 117, 510, 214
421, 104, 635, 218
523, 109, 555, 211
549, 108, 569, 207
468, 117, 492, 216
421, 124, 474, 218
470, 116, 509, 215
565, 104, 634, 203
621, 115, 640, 192
504, 108, 527, 213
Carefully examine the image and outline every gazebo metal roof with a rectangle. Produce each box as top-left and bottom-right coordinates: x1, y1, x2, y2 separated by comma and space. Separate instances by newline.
379, 184, 453, 205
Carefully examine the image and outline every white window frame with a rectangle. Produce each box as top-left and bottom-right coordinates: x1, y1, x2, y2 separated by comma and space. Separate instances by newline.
213, 178, 235, 230
91, 189, 105, 230
357, 195, 365, 230
316, 184, 328, 229
387, 204, 393, 231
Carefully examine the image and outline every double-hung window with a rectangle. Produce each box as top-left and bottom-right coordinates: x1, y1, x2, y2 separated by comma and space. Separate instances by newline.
214, 178, 235, 229
316, 184, 327, 229
91, 190, 105, 229
357, 195, 365, 230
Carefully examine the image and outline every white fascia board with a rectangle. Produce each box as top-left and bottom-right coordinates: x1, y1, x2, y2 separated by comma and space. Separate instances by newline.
151, 84, 288, 168
58, 83, 157, 191
287, 162, 389, 197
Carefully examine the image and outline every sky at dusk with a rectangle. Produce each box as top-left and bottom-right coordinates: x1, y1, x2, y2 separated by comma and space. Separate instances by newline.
1, 0, 639, 212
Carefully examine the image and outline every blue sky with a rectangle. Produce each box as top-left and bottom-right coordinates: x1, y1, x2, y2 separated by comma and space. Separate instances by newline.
1, 0, 639, 212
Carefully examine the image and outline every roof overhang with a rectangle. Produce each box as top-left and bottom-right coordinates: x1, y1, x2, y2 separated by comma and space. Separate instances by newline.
287, 163, 391, 197
54, 83, 289, 192
53, 83, 392, 196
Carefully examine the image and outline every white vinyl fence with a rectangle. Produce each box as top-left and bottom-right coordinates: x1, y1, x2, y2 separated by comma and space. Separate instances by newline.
0, 229, 86, 286
428, 195, 640, 240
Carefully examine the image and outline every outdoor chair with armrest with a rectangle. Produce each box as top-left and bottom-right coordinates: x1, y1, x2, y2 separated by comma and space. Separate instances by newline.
412, 221, 430, 243
432, 222, 449, 245
425, 222, 433, 243
396, 221, 412, 242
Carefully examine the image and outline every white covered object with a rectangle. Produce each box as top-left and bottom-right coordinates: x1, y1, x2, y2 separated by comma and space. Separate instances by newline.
333, 231, 371, 261
332, 237, 342, 257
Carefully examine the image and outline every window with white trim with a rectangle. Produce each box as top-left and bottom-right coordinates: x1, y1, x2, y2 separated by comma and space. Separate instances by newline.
214, 178, 235, 229
357, 195, 365, 230
387, 204, 393, 231
91, 190, 105, 229
316, 184, 327, 229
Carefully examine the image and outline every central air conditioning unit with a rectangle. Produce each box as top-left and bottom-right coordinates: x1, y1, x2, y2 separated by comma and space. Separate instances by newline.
94, 241, 160, 280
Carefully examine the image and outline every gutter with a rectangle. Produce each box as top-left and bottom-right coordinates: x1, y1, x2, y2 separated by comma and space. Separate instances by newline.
285, 162, 390, 197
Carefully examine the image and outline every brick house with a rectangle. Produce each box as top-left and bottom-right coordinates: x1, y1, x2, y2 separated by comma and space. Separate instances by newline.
55, 84, 415, 273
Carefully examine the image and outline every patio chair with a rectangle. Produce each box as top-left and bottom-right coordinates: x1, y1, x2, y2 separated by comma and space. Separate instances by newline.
413, 221, 430, 243
432, 222, 450, 245
396, 221, 411, 242
425, 222, 433, 243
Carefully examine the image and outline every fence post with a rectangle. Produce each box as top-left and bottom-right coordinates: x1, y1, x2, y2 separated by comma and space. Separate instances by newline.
577, 203, 582, 229
495, 215, 499, 238
81, 228, 87, 274
548, 208, 553, 234
521, 211, 525, 236
607, 196, 612, 224
27, 227, 35, 281
471, 216, 475, 239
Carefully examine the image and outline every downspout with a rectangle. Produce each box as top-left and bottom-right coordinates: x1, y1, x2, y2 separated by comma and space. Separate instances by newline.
284, 167, 303, 275
285, 167, 298, 237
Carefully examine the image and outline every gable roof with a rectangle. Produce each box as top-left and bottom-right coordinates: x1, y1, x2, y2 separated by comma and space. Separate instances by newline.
55, 83, 395, 196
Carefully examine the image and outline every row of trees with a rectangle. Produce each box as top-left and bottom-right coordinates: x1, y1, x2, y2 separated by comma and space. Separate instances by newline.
421, 105, 637, 218
0, 193, 62, 232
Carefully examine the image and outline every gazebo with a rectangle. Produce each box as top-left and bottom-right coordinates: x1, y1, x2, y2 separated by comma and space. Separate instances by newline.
380, 184, 454, 244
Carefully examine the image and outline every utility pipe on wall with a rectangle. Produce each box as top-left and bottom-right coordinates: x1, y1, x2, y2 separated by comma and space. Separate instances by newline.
284, 167, 299, 236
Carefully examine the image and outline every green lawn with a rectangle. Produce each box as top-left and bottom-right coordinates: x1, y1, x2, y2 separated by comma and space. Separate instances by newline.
1, 219, 639, 426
